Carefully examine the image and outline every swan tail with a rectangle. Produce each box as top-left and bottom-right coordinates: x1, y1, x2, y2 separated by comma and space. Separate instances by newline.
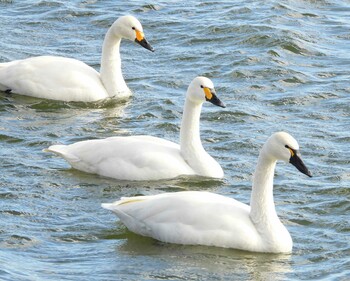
44, 145, 80, 162
0, 62, 12, 92
102, 199, 151, 237
0, 61, 10, 69
101, 203, 117, 211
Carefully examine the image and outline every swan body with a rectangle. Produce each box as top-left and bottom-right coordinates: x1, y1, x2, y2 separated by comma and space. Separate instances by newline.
0, 15, 154, 102
46, 77, 226, 180
47, 135, 193, 181
102, 132, 312, 253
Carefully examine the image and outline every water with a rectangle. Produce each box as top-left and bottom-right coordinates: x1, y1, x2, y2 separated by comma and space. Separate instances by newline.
0, 0, 349, 280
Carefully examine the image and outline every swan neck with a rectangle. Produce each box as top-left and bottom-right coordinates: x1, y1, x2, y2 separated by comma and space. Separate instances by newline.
180, 99, 203, 153
100, 28, 129, 97
178, 98, 223, 178
250, 151, 279, 223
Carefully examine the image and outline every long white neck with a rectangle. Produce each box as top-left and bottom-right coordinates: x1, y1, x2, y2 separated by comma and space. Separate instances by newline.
100, 28, 130, 98
250, 151, 279, 225
180, 98, 203, 157
249, 149, 293, 252
179, 99, 222, 177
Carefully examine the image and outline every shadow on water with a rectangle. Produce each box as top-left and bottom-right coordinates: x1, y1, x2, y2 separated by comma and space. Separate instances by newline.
100, 225, 293, 281
0, 90, 131, 111
48, 165, 226, 191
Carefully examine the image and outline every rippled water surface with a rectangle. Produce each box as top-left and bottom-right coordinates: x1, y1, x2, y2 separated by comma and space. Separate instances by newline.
0, 1, 349, 280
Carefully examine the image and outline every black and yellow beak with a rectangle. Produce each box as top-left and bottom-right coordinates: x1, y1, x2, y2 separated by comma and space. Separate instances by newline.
203, 87, 226, 108
288, 147, 312, 177
135, 29, 154, 52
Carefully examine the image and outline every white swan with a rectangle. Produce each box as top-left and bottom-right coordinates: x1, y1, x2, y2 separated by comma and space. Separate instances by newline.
45, 76, 226, 180
0, 15, 154, 102
101, 132, 312, 253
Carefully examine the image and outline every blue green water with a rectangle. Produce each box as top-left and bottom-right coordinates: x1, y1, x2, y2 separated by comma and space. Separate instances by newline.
0, 1, 349, 280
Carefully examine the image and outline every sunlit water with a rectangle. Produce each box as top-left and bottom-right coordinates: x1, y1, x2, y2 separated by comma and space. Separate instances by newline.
0, 1, 349, 280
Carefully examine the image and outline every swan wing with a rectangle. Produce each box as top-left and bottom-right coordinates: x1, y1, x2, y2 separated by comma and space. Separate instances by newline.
0, 56, 108, 101
102, 191, 260, 249
46, 136, 195, 180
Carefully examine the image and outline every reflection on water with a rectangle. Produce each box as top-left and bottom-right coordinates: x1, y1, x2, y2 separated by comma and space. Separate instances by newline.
112, 229, 292, 281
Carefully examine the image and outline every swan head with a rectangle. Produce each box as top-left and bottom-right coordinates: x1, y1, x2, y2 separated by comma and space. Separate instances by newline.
187, 76, 226, 108
264, 132, 312, 177
112, 15, 154, 52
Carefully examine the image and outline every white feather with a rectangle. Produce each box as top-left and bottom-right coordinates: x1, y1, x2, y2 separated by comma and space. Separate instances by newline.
102, 132, 312, 253
0, 15, 152, 102
45, 77, 225, 181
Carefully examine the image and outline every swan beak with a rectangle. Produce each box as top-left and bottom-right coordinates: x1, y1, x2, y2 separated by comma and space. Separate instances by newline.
289, 150, 312, 177
204, 87, 226, 108
135, 30, 154, 52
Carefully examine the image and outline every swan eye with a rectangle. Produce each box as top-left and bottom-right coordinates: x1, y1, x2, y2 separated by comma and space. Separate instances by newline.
132, 27, 136, 30
200, 85, 204, 88
285, 145, 295, 157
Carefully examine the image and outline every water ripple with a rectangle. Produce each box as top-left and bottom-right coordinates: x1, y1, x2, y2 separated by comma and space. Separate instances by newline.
0, 0, 349, 280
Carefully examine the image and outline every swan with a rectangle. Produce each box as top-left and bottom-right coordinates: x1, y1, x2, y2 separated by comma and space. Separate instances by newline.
45, 76, 226, 180
0, 15, 154, 102
101, 132, 312, 253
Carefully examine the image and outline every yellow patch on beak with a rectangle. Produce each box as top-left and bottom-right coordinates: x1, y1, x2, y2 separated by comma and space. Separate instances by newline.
288, 148, 295, 157
204, 87, 213, 100
135, 30, 144, 42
